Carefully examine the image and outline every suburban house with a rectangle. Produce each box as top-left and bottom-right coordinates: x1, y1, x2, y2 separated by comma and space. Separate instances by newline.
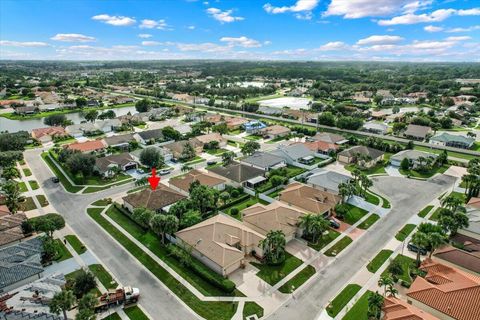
208, 161, 265, 188
362, 122, 389, 135
404, 124, 432, 141
406, 259, 480, 320
175, 214, 265, 276
31, 127, 67, 143
244, 120, 267, 134
303, 140, 340, 155
134, 129, 165, 145
433, 245, 480, 275
94, 153, 137, 177
169, 169, 226, 195
459, 197, 480, 241
241, 152, 286, 171
390, 150, 438, 168
269, 143, 316, 165
306, 170, 352, 194
0, 206, 27, 248
279, 182, 340, 216
122, 185, 187, 213
259, 125, 291, 139
14, 106, 38, 115
66, 140, 106, 153
95, 119, 122, 133
65, 123, 99, 138
0, 237, 44, 292
430, 132, 475, 149
195, 132, 227, 148
382, 296, 439, 320
163, 139, 203, 160
130, 145, 173, 163
103, 133, 136, 149
242, 201, 309, 241
337, 146, 385, 168
226, 117, 249, 130
309, 132, 348, 145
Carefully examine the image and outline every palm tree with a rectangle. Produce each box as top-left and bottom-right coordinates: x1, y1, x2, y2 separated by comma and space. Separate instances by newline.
181, 164, 192, 173
427, 232, 446, 258
260, 230, 286, 265
386, 285, 398, 298
352, 168, 361, 183
378, 275, 394, 296
441, 194, 464, 212
298, 213, 315, 239
411, 231, 429, 267
222, 151, 235, 165
150, 214, 179, 244
1, 180, 23, 214
360, 174, 373, 197
49, 289, 75, 320
309, 215, 330, 244
367, 291, 384, 320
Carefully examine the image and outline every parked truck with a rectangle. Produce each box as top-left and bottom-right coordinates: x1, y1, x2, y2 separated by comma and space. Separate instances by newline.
94, 287, 140, 312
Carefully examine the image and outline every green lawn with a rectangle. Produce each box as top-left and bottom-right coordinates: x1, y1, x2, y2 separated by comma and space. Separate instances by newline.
285, 165, 307, 178
364, 192, 380, 206
418, 205, 433, 218
222, 196, 265, 220
92, 199, 111, 207
251, 252, 303, 286
65, 235, 86, 255
103, 313, 122, 320
395, 224, 416, 241
307, 230, 341, 251
413, 145, 476, 161
184, 156, 206, 165
106, 205, 242, 297
429, 207, 442, 221
357, 214, 380, 230
266, 187, 285, 199
341, 204, 369, 225
41, 152, 83, 193
342, 290, 373, 320
87, 207, 238, 320
205, 148, 229, 155
124, 306, 149, 320
23, 168, 32, 177
243, 302, 264, 320
381, 254, 416, 284
399, 164, 449, 179
20, 197, 37, 211
345, 163, 386, 175
127, 186, 147, 194
326, 284, 362, 317
366, 250, 393, 273
28, 180, 39, 190
243, 134, 262, 141
88, 264, 118, 290
367, 191, 391, 209
18, 181, 27, 192
324, 236, 353, 257
36, 194, 48, 207
278, 265, 316, 293
54, 239, 73, 262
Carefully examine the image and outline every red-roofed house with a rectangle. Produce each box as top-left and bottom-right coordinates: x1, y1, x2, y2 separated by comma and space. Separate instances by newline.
66, 140, 106, 153
31, 127, 67, 143
303, 140, 340, 155
383, 296, 439, 320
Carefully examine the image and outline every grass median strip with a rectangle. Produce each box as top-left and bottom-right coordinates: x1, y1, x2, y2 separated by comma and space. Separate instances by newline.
395, 224, 416, 241
429, 207, 442, 221
54, 239, 73, 262
308, 230, 341, 251
326, 284, 361, 317
278, 265, 316, 293
357, 214, 380, 230
23, 168, 32, 177
124, 306, 150, 320
28, 180, 39, 190
87, 207, 238, 320
342, 290, 373, 320
243, 302, 264, 320
65, 234, 86, 255
324, 236, 353, 257
366, 250, 393, 273
418, 205, 433, 218
88, 264, 118, 290
36, 194, 48, 207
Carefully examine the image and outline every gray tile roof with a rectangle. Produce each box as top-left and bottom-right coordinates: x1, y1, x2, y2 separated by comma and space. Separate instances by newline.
209, 161, 264, 183
103, 133, 135, 147
430, 132, 475, 145
307, 170, 352, 193
0, 237, 44, 290
136, 129, 164, 141
0, 311, 63, 320
390, 150, 438, 162
269, 143, 314, 162
241, 152, 285, 169
338, 145, 384, 160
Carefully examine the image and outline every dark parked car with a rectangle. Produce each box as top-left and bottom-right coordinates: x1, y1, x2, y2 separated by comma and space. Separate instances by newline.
207, 160, 217, 166
51, 177, 59, 183
407, 243, 427, 255
329, 219, 340, 229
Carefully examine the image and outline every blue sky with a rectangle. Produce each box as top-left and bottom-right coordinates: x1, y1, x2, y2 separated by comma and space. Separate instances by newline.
1, 0, 479, 61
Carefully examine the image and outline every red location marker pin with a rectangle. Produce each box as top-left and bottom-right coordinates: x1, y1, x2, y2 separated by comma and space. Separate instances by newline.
148, 168, 161, 190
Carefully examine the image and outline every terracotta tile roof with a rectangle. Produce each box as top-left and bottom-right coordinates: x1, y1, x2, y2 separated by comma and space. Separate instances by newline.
338, 145, 384, 160
175, 214, 264, 269
467, 197, 480, 209
433, 245, 480, 274
279, 182, 340, 215
195, 133, 226, 145
242, 201, 308, 237
0, 211, 27, 247
67, 140, 106, 152
31, 127, 66, 139
311, 132, 347, 144
95, 153, 136, 173
407, 259, 480, 320
303, 140, 339, 153
122, 184, 186, 211
383, 296, 439, 320
260, 125, 291, 136
169, 169, 226, 193
404, 124, 432, 139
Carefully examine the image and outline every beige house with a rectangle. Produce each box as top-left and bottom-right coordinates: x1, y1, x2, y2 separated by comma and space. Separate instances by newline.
279, 182, 340, 216
337, 146, 384, 168
242, 201, 308, 241
122, 185, 186, 213
175, 214, 265, 276
31, 127, 67, 143
195, 132, 227, 148
259, 125, 291, 139
169, 169, 226, 195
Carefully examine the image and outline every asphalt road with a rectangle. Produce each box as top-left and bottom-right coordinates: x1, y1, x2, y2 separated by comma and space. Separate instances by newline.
24, 149, 196, 320
266, 174, 456, 320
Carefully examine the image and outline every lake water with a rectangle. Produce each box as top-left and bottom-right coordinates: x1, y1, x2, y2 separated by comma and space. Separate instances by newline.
0, 106, 138, 133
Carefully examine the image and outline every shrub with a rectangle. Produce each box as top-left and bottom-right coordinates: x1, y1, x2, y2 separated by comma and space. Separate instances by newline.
230, 208, 239, 216
400, 280, 411, 288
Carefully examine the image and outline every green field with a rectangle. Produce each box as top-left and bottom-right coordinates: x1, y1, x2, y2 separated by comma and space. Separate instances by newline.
20, 197, 37, 211
18, 181, 27, 192
399, 164, 449, 179
278, 265, 316, 293
251, 252, 303, 286
366, 250, 393, 273
429, 207, 442, 221
23, 168, 32, 177
324, 236, 353, 257
36, 194, 48, 207
326, 284, 362, 317
87, 207, 238, 320
65, 234, 86, 255
92, 199, 111, 206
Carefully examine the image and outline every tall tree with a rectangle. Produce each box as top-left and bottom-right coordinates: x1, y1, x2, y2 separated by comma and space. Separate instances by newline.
411, 231, 429, 267
49, 289, 75, 320
1, 181, 23, 214
378, 275, 394, 296
139, 147, 164, 169
241, 141, 260, 156
367, 292, 384, 320
150, 214, 179, 244
260, 230, 286, 265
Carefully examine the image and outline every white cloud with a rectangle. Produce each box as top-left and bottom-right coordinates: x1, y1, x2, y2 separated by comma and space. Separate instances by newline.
378, 8, 480, 26
445, 36, 471, 42
446, 25, 480, 33
264, 0, 319, 19
219, 36, 262, 48
424, 25, 443, 32
141, 41, 161, 46
139, 19, 169, 30
264, 40, 272, 45
206, 8, 244, 23
92, 14, 136, 26
317, 41, 349, 51
138, 34, 153, 38
0, 40, 49, 47
50, 33, 96, 42
356, 35, 404, 46
187, 25, 196, 30
324, 0, 415, 19
176, 42, 231, 52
